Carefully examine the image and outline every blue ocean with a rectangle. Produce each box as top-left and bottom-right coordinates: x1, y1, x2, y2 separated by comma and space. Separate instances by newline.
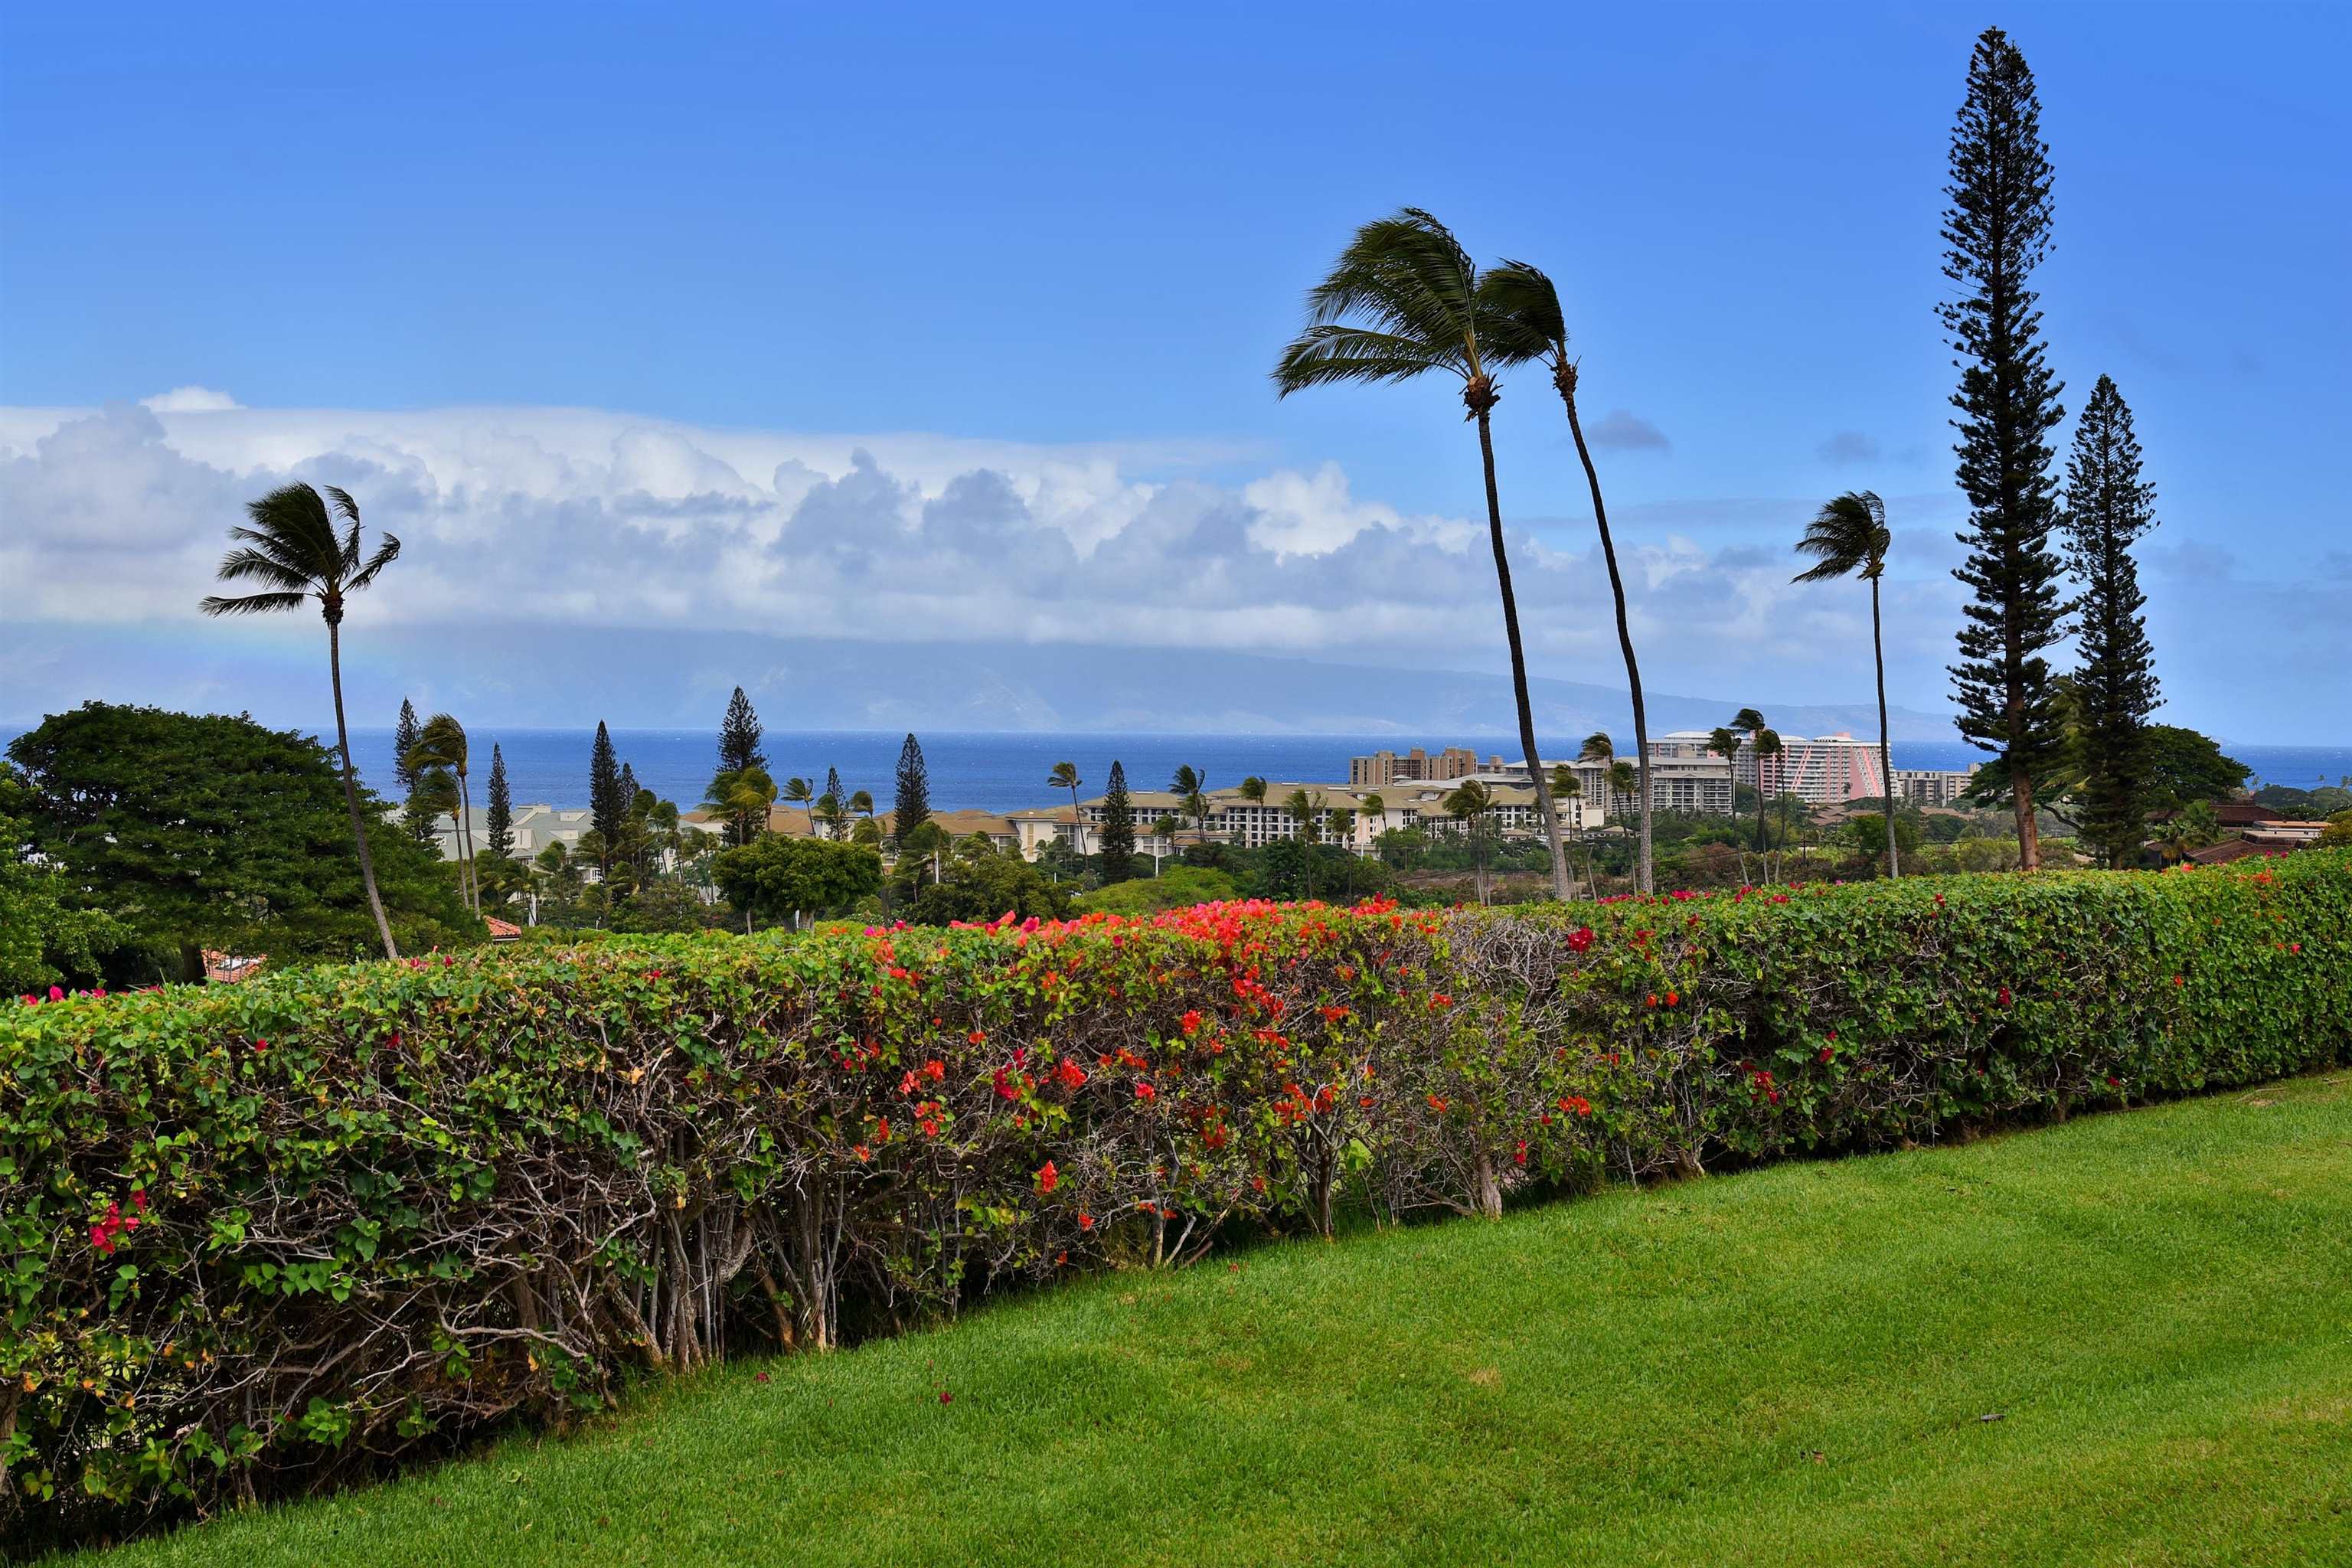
332, 730, 2352, 814
5, 724, 2344, 813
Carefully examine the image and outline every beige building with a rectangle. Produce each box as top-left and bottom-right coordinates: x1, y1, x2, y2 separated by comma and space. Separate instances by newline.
1892, 768, 1975, 808
1348, 746, 1499, 789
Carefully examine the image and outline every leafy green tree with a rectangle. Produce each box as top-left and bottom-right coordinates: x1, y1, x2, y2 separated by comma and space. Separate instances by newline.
0, 764, 131, 992
1795, 491, 1900, 875
1480, 258, 1648, 895
198, 481, 403, 958
2060, 374, 2163, 868
7, 704, 475, 978
1274, 209, 1570, 900
589, 722, 626, 873
1943, 27, 2068, 870
710, 834, 882, 927
485, 742, 514, 860
893, 734, 932, 842
403, 713, 477, 914
905, 842, 1073, 926
1099, 760, 1136, 884
1845, 812, 1921, 874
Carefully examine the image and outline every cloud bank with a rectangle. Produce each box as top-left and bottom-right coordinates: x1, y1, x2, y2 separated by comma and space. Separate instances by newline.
1, 392, 2339, 738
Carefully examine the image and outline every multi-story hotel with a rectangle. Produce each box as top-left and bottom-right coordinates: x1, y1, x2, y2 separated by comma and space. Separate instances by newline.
1649, 729, 1890, 805
1891, 767, 1976, 808
1347, 746, 1499, 789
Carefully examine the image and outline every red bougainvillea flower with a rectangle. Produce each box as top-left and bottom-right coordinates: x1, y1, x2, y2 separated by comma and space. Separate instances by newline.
967, 1030, 988, 1046
251, 1039, 270, 1054
1566, 926, 1595, 953
1035, 1161, 1059, 1194
1664, 991, 1679, 1008
1054, 1057, 1087, 1090
1134, 1082, 1156, 1101
1078, 1210, 1095, 1230
1513, 1140, 1529, 1168
924, 1059, 946, 1080
1180, 1009, 1204, 1035
1818, 1047, 1835, 1063
1426, 1094, 1449, 1113
1997, 987, 2013, 1007
1429, 993, 1452, 1010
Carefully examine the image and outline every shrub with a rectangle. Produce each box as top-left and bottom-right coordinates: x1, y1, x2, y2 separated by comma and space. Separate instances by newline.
4, 853, 2347, 1546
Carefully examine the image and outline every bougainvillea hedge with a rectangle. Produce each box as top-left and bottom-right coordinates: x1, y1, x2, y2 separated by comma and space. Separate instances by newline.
5, 851, 2347, 1544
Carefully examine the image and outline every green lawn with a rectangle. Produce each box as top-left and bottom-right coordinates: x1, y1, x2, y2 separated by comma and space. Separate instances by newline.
93, 1073, 2352, 1567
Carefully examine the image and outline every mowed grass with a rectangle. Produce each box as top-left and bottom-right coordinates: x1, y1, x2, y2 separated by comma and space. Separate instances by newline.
92, 1073, 2352, 1568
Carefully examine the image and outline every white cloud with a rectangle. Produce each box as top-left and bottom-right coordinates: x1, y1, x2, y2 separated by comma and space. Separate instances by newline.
0, 394, 1970, 704
139, 386, 243, 413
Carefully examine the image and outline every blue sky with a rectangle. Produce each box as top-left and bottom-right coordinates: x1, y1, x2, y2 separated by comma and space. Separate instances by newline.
3, 2, 2347, 740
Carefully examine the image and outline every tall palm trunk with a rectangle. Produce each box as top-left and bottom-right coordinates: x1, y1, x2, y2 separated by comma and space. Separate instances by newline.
456, 769, 480, 913
1471, 397, 1571, 901
328, 615, 400, 959
1872, 577, 1898, 878
1555, 369, 1653, 893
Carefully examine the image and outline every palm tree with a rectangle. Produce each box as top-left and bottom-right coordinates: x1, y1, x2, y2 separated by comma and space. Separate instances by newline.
1443, 779, 1494, 904
201, 482, 402, 959
1753, 728, 1787, 870
704, 766, 778, 844
1170, 764, 1211, 845
1481, 259, 1651, 893
1547, 764, 1588, 897
1795, 490, 1900, 877
849, 789, 875, 834
1047, 762, 1084, 854
1359, 791, 1387, 859
1274, 209, 1570, 901
2155, 800, 2221, 864
1240, 776, 1268, 805
815, 792, 848, 841
1728, 709, 1769, 854
403, 713, 478, 914
1285, 788, 1323, 899
781, 776, 815, 835
1578, 733, 1626, 828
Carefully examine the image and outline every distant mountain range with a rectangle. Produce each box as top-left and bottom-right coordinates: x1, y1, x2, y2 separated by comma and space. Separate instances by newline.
2, 621, 1959, 742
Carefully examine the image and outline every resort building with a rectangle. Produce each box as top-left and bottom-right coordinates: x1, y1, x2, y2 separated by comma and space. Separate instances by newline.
1892, 768, 1976, 808
1348, 746, 1501, 789
1646, 730, 1891, 805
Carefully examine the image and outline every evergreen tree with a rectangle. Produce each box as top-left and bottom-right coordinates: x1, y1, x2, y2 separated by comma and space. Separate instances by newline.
717, 686, 766, 776
1099, 760, 1136, 884
2060, 374, 2161, 867
893, 733, 931, 842
1942, 25, 2068, 870
589, 722, 625, 872
394, 697, 436, 844
392, 697, 422, 795
825, 766, 845, 837
485, 742, 514, 860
